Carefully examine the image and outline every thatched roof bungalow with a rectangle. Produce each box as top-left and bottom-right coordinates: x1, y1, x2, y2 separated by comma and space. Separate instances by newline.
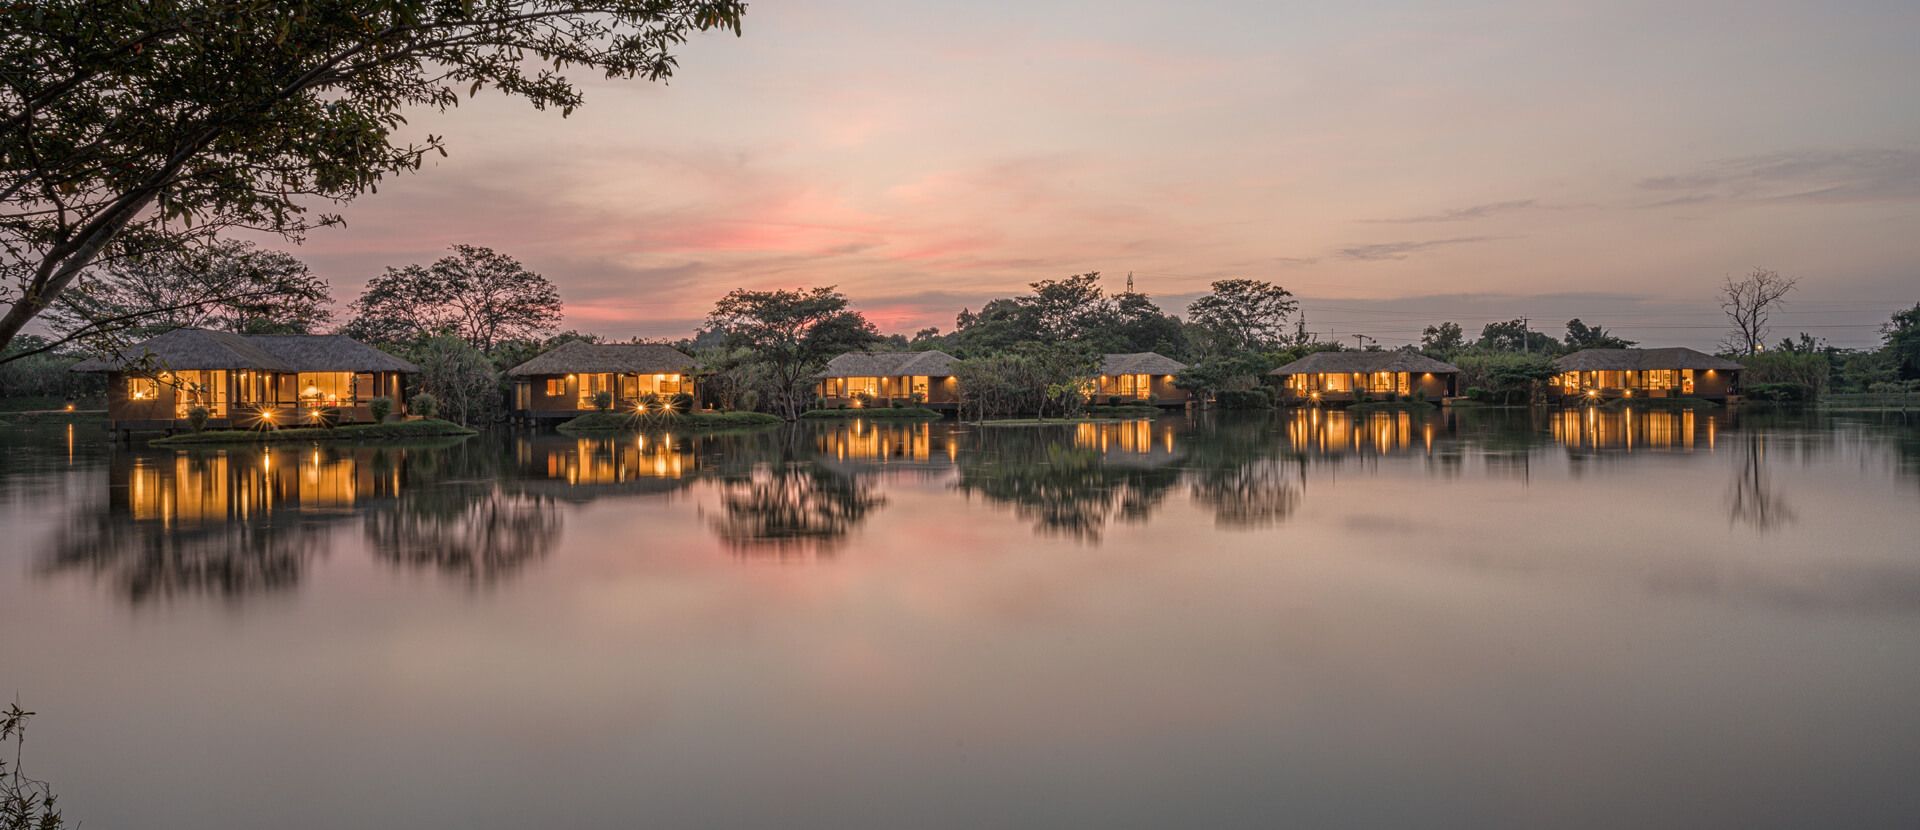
1269, 350, 1460, 403
815, 350, 960, 409
1553, 347, 1743, 399
70, 328, 418, 431
505, 341, 698, 419
1092, 352, 1190, 406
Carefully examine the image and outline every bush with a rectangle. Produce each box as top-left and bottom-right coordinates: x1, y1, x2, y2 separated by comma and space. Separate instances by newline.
1353, 387, 1370, 404
1745, 382, 1813, 402
1739, 351, 1828, 399
591, 389, 613, 411
186, 405, 210, 431
851, 391, 875, 409
1412, 388, 1428, 403
409, 391, 439, 419
889, 398, 906, 408
1215, 388, 1273, 410
670, 392, 696, 413
735, 388, 761, 412
1106, 395, 1122, 407
370, 396, 394, 422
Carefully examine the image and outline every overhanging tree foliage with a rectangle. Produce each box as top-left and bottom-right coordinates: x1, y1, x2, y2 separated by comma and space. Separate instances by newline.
0, 0, 745, 357
37, 239, 330, 358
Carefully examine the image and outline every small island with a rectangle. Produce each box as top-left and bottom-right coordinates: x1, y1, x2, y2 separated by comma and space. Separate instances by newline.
150, 418, 476, 446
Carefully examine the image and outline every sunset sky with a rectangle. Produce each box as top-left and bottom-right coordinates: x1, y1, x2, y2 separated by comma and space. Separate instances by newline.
278, 0, 1919, 349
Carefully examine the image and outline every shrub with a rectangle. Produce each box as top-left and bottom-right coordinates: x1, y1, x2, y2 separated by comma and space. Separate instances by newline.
186, 405, 210, 431
852, 391, 875, 409
1740, 350, 1829, 399
910, 392, 927, 404
636, 392, 665, 414
409, 392, 439, 419
1216, 388, 1273, 410
735, 388, 761, 412
889, 398, 906, 408
1412, 388, 1428, 403
670, 392, 696, 413
1106, 395, 1122, 407
1466, 386, 1493, 402
370, 396, 394, 422
1745, 382, 1812, 402
591, 389, 614, 411
1353, 387, 1370, 404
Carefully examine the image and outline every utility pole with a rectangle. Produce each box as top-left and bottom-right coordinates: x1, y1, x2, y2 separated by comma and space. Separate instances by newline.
1352, 333, 1374, 350
1125, 271, 1134, 294
1522, 317, 1530, 354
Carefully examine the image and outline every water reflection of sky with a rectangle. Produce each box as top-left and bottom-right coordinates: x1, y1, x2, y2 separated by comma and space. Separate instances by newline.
3, 410, 1920, 828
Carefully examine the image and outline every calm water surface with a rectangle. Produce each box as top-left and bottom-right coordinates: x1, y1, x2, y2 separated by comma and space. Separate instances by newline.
3, 408, 1920, 828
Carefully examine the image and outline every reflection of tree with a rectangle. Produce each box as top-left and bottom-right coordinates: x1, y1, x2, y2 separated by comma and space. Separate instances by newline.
1180, 415, 1302, 530
1727, 433, 1794, 532
956, 432, 1179, 542
39, 509, 335, 605
1189, 460, 1302, 530
709, 463, 884, 557
366, 485, 560, 586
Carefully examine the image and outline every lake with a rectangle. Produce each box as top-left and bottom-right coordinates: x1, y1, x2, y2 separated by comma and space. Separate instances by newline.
4, 407, 1920, 828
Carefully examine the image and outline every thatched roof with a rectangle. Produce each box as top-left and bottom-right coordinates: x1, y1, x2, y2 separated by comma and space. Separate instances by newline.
1555, 347, 1743, 372
1270, 350, 1461, 376
70, 328, 418, 373
506, 341, 695, 376
1099, 352, 1187, 376
819, 349, 957, 378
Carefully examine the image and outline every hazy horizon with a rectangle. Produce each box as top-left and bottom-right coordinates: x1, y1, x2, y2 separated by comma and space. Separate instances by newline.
256, 0, 1918, 350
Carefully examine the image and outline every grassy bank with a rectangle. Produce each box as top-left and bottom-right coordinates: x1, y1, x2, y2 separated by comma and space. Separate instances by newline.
800, 406, 945, 420
1348, 400, 1441, 413
1597, 396, 1720, 411
1820, 392, 1920, 412
151, 418, 476, 446
0, 409, 105, 427
972, 417, 1132, 427
1085, 404, 1164, 417
557, 410, 782, 433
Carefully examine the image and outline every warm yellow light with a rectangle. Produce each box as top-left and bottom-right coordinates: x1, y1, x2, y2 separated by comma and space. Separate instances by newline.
1623, 389, 1633, 397
261, 409, 276, 421
64, 403, 74, 412
1586, 390, 1599, 398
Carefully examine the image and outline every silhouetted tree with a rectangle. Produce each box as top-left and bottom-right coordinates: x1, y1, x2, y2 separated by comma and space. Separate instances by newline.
706, 286, 878, 420
1720, 268, 1798, 355
1186, 279, 1297, 354
346, 245, 561, 353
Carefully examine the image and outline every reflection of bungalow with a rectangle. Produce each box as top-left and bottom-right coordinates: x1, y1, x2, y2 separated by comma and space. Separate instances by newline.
815, 350, 960, 409
1092, 352, 1190, 406
506, 341, 698, 421
1553, 348, 1742, 400
71, 328, 418, 433
1270, 351, 1459, 404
